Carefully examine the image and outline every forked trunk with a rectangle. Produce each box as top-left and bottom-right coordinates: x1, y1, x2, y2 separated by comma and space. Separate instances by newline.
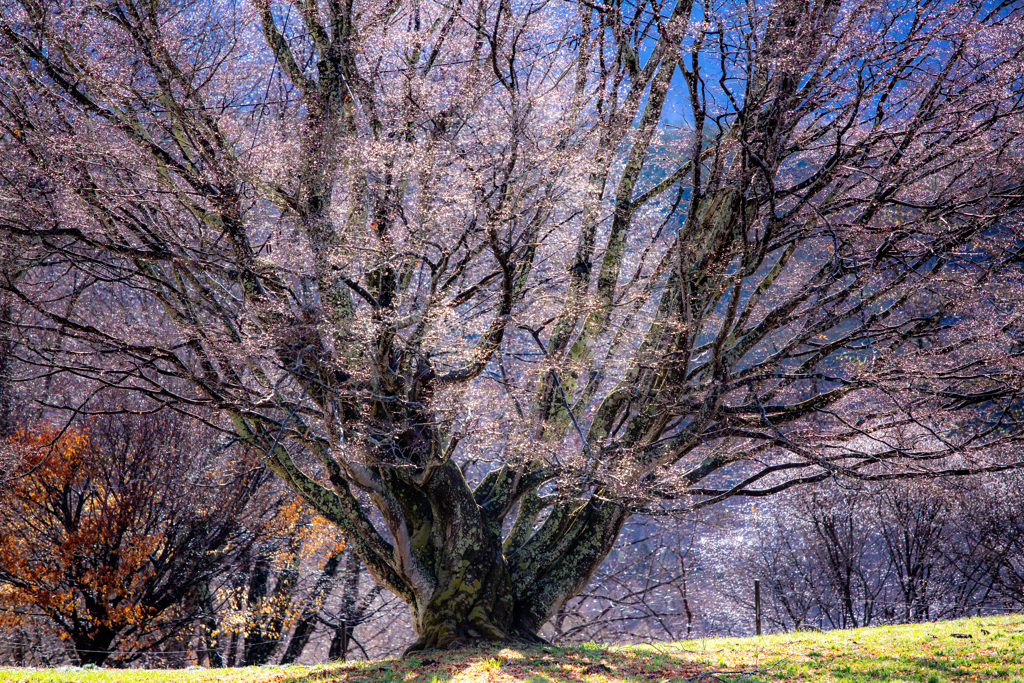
345, 458, 628, 654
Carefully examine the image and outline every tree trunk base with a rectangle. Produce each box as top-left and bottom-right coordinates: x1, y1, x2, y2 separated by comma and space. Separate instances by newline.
402, 625, 547, 656
402, 613, 507, 654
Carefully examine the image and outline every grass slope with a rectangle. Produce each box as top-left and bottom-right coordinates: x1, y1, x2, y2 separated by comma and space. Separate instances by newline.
4, 614, 1024, 683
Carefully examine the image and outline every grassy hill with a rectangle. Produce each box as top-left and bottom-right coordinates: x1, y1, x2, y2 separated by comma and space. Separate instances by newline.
3, 614, 1024, 683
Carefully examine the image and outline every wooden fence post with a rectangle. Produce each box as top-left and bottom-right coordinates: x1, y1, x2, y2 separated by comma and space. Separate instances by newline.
755, 580, 762, 636
341, 620, 349, 661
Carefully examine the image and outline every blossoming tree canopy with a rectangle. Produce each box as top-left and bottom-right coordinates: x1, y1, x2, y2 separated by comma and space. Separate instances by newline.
1, 0, 1022, 651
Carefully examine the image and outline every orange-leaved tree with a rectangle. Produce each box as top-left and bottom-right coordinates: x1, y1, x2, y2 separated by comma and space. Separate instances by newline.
0, 412, 270, 665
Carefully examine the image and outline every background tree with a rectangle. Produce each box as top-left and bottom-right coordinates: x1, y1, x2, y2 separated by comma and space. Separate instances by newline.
718, 483, 891, 632
709, 473, 1024, 635
280, 543, 392, 663
953, 472, 1024, 611
546, 517, 698, 644
0, 408, 273, 666
1, 0, 1023, 652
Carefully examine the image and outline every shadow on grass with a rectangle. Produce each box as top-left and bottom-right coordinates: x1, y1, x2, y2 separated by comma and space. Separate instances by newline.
828, 657, 974, 683
904, 657, 971, 676
281, 643, 702, 683
906, 657, 955, 673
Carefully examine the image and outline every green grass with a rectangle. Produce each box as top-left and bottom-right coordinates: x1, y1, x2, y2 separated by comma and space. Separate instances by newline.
3, 614, 1024, 682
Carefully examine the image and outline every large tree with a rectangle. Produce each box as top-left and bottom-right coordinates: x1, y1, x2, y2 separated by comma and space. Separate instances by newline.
1, 0, 1023, 652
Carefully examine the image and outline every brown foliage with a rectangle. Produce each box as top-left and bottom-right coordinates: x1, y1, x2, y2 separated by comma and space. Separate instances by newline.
0, 413, 269, 665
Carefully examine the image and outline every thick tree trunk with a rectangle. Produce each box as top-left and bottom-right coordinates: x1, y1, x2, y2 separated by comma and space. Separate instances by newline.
399, 504, 627, 651
73, 626, 115, 666
401, 462, 517, 651
509, 500, 629, 636
406, 549, 516, 651
392, 462, 628, 652
269, 426, 629, 654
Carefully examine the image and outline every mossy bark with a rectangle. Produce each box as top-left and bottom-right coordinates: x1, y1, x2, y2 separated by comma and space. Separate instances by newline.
390, 461, 628, 652
402, 461, 516, 652
405, 549, 516, 651
399, 500, 627, 652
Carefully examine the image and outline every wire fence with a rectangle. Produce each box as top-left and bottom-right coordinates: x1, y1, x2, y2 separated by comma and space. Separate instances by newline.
0, 637, 234, 668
